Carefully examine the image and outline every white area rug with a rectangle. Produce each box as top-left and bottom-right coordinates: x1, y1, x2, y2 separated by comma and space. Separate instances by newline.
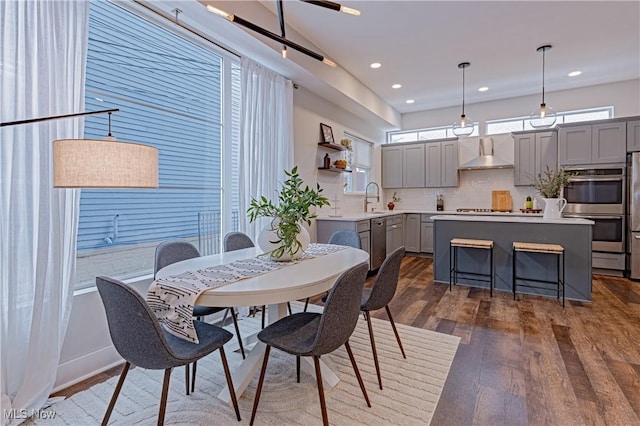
32, 304, 460, 425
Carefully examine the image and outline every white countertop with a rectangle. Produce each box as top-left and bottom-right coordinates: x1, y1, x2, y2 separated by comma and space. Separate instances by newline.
431, 215, 594, 225
316, 209, 543, 221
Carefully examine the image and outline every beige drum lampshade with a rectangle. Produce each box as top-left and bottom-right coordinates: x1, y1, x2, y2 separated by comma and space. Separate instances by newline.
53, 138, 158, 188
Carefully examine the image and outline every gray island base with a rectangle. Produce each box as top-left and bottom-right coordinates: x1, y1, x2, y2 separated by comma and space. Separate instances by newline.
433, 215, 593, 302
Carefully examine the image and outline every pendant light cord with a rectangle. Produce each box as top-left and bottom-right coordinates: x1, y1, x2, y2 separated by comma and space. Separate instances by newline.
541, 47, 546, 105
462, 64, 466, 116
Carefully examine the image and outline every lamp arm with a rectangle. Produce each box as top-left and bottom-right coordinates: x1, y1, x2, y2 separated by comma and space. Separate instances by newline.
1, 108, 120, 127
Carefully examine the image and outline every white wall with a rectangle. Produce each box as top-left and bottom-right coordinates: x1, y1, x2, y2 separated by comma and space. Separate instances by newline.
292, 87, 389, 229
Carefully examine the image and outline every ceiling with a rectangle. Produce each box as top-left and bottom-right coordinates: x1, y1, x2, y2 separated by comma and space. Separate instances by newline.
154, 1, 639, 120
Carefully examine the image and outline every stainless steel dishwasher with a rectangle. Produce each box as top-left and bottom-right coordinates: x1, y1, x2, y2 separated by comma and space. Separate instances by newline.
370, 217, 387, 270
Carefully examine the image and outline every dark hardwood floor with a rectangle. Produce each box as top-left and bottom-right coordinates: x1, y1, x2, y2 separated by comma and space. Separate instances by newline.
55, 255, 640, 425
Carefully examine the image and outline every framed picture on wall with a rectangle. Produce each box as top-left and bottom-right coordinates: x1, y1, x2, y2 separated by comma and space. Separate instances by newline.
320, 123, 334, 143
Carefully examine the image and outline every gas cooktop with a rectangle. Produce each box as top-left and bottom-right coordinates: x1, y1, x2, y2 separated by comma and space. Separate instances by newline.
456, 208, 494, 212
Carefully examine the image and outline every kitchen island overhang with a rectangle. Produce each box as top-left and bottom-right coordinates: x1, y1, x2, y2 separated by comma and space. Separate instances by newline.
433, 215, 594, 301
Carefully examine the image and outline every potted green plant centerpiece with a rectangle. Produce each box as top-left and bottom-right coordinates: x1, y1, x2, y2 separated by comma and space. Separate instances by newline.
533, 166, 573, 219
248, 166, 330, 260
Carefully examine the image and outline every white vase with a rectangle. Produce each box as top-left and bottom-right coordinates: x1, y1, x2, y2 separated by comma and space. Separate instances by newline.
542, 197, 567, 220
258, 222, 310, 261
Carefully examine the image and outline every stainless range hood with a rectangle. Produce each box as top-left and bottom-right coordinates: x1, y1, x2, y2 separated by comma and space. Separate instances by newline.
458, 137, 513, 170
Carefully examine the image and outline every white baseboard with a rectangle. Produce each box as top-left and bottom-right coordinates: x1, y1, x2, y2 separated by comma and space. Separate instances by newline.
53, 345, 123, 393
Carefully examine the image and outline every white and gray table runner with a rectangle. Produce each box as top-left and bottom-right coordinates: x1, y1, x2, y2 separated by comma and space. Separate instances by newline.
147, 243, 346, 343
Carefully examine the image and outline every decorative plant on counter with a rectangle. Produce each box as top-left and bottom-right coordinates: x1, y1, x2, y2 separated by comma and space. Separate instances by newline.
247, 166, 330, 260
533, 165, 574, 198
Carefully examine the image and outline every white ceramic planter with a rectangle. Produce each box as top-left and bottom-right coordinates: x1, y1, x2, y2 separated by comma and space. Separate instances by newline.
258, 223, 310, 261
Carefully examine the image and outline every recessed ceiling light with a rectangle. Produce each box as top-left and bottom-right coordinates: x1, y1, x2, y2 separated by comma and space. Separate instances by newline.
392, 84, 402, 89
406, 99, 415, 104
568, 71, 582, 77
478, 87, 489, 92
370, 62, 381, 69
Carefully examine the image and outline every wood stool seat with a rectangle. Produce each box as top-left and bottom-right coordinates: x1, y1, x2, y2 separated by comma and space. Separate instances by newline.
450, 238, 494, 249
512, 241, 565, 306
449, 238, 495, 296
513, 241, 564, 254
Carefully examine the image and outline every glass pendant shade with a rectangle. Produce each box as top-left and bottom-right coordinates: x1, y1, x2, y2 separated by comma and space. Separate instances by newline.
452, 114, 474, 136
452, 62, 474, 137
529, 103, 557, 129
529, 45, 556, 129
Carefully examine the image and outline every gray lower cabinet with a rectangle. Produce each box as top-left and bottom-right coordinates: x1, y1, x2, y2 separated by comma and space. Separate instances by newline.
420, 214, 434, 253
559, 122, 626, 165
316, 219, 371, 269
628, 120, 640, 152
404, 214, 421, 252
513, 130, 557, 186
386, 215, 403, 254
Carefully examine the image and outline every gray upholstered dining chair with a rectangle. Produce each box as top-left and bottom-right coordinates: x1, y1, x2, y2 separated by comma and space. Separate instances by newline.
96, 276, 241, 425
154, 240, 245, 396
249, 262, 371, 426
360, 246, 406, 390
304, 229, 363, 312
328, 229, 362, 248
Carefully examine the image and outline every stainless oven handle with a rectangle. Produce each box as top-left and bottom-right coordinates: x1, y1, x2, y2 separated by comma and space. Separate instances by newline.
568, 177, 623, 182
563, 215, 623, 220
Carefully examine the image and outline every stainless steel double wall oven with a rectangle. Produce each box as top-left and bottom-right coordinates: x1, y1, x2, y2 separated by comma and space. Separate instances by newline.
562, 165, 626, 262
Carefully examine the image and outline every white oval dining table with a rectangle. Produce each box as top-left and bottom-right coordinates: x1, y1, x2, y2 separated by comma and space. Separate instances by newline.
155, 245, 369, 404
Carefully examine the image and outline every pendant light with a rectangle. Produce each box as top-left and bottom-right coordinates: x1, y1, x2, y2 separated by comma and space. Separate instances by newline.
452, 62, 474, 137
529, 45, 557, 129
1, 108, 158, 188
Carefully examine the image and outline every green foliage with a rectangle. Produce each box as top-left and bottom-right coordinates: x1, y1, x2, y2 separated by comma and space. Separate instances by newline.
533, 166, 574, 198
247, 166, 330, 259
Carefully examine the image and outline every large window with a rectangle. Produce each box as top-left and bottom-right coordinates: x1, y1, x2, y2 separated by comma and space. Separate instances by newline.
343, 133, 373, 194
75, 1, 240, 288
486, 106, 613, 135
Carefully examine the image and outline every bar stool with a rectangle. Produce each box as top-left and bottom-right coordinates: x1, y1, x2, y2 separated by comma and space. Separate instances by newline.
512, 242, 565, 307
449, 238, 494, 296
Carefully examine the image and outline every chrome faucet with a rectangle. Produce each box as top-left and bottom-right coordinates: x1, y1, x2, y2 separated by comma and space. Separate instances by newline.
364, 181, 380, 212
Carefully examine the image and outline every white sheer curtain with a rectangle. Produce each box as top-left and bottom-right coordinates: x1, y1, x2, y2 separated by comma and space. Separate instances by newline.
238, 57, 294, 243
0, 1, 87, 423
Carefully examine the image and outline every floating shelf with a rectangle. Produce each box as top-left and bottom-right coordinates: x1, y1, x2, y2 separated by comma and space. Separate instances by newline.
318, 142, 347, 151
318, 167, 352, 173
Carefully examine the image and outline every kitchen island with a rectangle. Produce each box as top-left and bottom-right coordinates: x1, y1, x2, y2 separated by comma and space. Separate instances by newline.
433, 215, 593, 301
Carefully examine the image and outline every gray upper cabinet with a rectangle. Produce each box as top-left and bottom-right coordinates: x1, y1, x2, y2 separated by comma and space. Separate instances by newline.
558, 125, 592, 165
403, 144, 426, 187
513, 131, 557, 186
382, 139, 458, 189
592, 123, 626, 163
425, 143, 442, 187
441, 141, 459, 187
627, 120, 640, 152
381, 146, 403, 188
426, 140, 459, 188
559, 122, 626, 166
